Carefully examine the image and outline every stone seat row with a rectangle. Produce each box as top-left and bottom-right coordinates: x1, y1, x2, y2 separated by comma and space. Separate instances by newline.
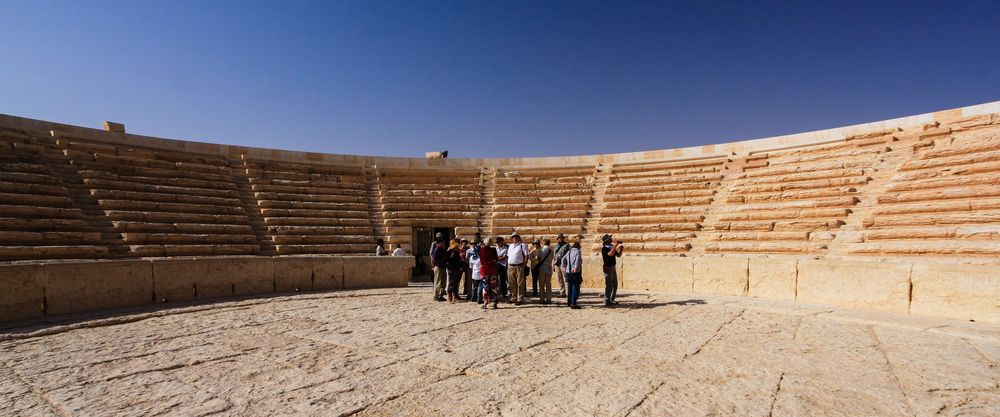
243, 160, 374, 255
704, 136, 885, 255
0, 132, 115, 260
60, 138, 258, 256
595, 158, 729, 255
490, 167, 595, 237
852, 127, 1000, 257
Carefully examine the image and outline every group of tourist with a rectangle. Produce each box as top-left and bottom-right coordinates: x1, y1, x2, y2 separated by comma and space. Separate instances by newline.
419, 232, 623, 309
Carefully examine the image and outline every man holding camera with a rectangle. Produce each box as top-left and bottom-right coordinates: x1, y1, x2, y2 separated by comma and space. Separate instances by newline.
601, 234, 623, 306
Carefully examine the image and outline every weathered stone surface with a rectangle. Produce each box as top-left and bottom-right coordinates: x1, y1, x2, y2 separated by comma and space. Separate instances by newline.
152, 258, 234, 302
1, 288, 998, 417
621, 255, 693, 292
797, 259, 911, 314
151, 258, 196, 302
43, 260, 153, 316
910, 263, 1000, 323
312, 256, 344, 290
0, 264, 43, 321
273, 257, 313, 292
693, 256, 749, 296
747, 257, 797, 301
231, 257, 274, 296
343, 256, 413, 289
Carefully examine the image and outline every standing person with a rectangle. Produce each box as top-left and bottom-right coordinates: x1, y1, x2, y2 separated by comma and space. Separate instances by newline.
561, 240, 583, 309
375, 239, 388, 256
528, 240, 540, 297
601, 234, 624, 306
392, 244, 406, 256
552, 234, 570, 297
506, 233, 530, 305
479, 238, 499, 309
460, 239, 473, 300
466, 240, 483, 304
430, 234, 447, 301
536, 239, 554, 303
445, 239, 464, 303
495, 237, 509, 299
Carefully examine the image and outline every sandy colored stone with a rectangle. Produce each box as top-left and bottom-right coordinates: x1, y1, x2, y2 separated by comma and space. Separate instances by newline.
231, 257, 274, 296
312, 256, 344, 290
342, 256, 413, 289
273, 257, 313, 292
693, 257, 749, 296
797, 259, 911, 314
910, 263, 1000, 323
1, 287, 998, 417
0, 264, 44, 322
43, 260, 153, 316
621, 255, 693, 292
747, 257, 797, 301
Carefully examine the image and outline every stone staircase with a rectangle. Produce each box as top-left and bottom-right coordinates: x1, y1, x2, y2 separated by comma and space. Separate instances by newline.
480, 167, 497, 236
581, 162, 610, 252
44, 147, 130, 257
364, 165, 388, 243
231, 160, 276, 255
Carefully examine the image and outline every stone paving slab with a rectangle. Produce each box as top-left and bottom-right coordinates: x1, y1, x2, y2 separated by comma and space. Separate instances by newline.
1, 286, 998, 417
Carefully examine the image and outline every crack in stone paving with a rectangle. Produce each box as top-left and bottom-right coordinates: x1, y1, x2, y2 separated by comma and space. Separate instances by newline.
867, 326, 918, 417
622, 307, 742, 417
0, 356, 73, 417
685, 309, 745, 359
100, 351, 248, 383
766, 372, 785, 417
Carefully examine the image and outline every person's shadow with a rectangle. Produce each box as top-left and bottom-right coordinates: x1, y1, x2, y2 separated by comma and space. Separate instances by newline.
664, 299, 706, 306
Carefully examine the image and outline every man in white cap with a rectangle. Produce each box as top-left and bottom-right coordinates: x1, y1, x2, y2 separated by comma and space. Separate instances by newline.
506, 233, 530, 305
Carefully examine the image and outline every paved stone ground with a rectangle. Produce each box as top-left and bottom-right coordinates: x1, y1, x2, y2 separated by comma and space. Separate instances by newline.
1, 285, 998, 417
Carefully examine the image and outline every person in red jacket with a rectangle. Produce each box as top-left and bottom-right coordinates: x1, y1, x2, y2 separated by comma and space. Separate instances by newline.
479, 237, 500, 309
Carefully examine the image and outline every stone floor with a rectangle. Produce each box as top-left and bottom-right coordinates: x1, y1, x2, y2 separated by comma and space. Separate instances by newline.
1, 285, 998, 417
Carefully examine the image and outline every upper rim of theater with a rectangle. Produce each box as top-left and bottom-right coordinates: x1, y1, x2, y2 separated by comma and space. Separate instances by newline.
3, 100, 999, 168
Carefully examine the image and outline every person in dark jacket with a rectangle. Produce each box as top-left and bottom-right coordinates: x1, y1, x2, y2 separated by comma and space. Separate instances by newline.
479, 238, 500, 309
430, 233, 447, 301
445, 239, 464, 303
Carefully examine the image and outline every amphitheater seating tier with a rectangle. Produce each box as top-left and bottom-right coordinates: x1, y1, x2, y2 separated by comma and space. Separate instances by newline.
378, 168, 482, 228
0, 129, 110, 260
852, 119, 1000, 258
0, 108, 998, 263
702, 134, 892, 255
244, 160, 373, 254
489, 166, 595, 240
596, 157, 727, 254
58, 137, 257, 257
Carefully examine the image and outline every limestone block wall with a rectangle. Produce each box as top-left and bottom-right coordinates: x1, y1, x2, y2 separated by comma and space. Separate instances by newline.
0, 256, 414, 323
0, 101, 999, 322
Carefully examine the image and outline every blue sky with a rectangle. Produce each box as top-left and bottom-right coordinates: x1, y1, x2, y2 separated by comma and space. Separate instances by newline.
1, 1, 998, 158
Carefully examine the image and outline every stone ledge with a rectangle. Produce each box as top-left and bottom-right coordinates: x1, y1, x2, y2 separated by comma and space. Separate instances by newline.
0, 255, 414, 323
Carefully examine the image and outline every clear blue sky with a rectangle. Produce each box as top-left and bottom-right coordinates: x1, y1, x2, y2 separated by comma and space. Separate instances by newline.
1, 1, 998, 158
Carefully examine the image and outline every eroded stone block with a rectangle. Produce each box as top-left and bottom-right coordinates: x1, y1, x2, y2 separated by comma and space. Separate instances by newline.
44, 260, 153, 316
0, 264, 44, 321
232, 257, 274, 296
273, 257, 313, 292
693, 257, 749, 296
343, 256, 413, 289
797, 259, 911, 314
621, 256, 693, 292
910, 263, 1000, 323
313, 256, 344, 290
748, 258, 797, 301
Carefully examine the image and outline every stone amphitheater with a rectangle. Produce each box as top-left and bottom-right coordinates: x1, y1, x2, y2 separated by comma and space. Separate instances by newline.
1, 102, 999, 416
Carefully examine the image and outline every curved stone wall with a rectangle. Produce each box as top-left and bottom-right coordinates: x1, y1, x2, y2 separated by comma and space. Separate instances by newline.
1, 101, 998, 323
